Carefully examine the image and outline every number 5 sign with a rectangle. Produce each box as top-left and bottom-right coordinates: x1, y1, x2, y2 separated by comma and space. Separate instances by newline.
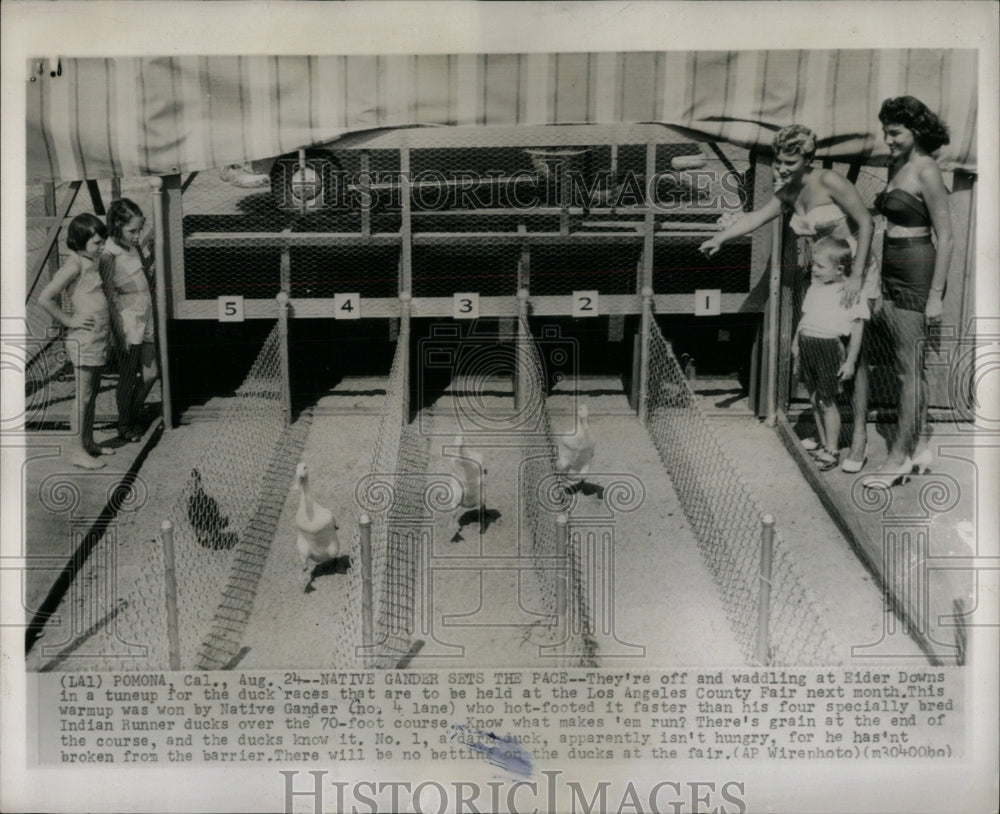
218, 296, 244, 322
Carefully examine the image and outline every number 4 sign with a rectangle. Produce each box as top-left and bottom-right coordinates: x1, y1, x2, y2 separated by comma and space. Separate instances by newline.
334, 293, 361, 320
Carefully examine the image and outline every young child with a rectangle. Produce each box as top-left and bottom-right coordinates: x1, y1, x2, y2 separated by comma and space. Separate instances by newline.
99, 199, 158, 442
38, 213, 113, 469
792, 236, 870, 471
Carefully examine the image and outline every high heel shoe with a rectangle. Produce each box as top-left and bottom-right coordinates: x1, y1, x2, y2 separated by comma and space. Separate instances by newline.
841, 442, 869, 474
861, 457, 912, 490
911, 448, 933, 474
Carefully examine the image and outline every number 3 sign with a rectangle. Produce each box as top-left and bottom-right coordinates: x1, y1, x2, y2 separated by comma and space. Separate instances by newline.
453, 293, 480, 319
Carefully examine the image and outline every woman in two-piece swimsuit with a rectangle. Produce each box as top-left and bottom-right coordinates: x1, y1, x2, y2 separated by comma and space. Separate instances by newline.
700, 125, 875, 471
862, 97, 953, 488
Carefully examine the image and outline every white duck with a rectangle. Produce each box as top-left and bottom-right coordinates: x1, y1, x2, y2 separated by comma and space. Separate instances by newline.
556, 402, 601, 497
447, 436, 499, 542
294, 462, 341, 592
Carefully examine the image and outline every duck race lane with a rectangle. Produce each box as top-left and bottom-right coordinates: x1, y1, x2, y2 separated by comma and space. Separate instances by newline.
238, 404, 745, 669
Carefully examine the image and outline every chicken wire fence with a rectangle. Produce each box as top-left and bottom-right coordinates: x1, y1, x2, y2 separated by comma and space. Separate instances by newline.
644, 317, 841, 666
75, 321, 291, 671
518, 315, 600, 668
359, 323, 433, 669
177, 137, 751, 309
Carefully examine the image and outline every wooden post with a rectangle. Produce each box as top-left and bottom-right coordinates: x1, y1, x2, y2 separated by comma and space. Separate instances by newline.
400, 148, 412, 294
638, 286, 653, 424
42, 183, 61, 281
515, 288, 530, 412
755, 514, 775, 666
399, 291, 411, 425
276, 292, 291, 426
360, 151, 372, 239
555, 513, 569, 636
149, 177, 173, 429
359, 513, 374, 655
297, 148, 307, 216
160, 519, 181, 670
765, 220, 782, 427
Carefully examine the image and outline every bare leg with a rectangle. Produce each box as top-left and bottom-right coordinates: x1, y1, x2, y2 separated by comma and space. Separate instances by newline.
116, 344, 142, 436
847, 344, 869, 462
820, 397, 841, 455
810, 391, 828, 450
71, 367, 104, 469
883, 301, 926, 466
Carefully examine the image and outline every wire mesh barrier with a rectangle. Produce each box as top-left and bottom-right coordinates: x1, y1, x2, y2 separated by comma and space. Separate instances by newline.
644, 318, 840, 666
517, 315, 599, 667
196, 410, 312, 670
83, 322, 290, 670
356, 322, 435, 668
174, 133, 754, 323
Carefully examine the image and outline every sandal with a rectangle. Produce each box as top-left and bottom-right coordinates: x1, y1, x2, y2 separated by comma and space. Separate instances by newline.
801, 437, 821, 452
813, 447, 839, 472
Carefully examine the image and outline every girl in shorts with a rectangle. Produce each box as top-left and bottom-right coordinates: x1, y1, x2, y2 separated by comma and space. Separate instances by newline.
100, 199, 159, 442
38, 213, 113, 469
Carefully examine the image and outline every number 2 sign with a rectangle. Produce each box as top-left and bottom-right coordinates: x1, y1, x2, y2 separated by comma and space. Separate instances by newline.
573, 291, 599, 318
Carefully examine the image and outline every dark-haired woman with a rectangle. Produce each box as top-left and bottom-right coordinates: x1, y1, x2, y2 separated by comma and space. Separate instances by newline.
863, 97, 954, 488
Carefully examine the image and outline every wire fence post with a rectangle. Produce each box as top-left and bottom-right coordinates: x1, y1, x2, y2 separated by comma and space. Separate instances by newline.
638, 286, 653, 424
399, 291, 411, 426
160, 519, 181, 671
515, 288, 529, 411
765, 219, 782, 427
276, 292, 292, 427
555, 512, 569, 642
359, 513, 374, 657
756, 513, 775, 665
149, 176, 173, 430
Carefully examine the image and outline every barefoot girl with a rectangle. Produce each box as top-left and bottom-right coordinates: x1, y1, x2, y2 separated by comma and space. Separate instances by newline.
38, 213, 113, 469
99, 199, 158, 442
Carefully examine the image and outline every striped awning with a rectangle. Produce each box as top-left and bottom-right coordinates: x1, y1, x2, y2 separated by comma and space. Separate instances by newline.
26, 49, 978, 183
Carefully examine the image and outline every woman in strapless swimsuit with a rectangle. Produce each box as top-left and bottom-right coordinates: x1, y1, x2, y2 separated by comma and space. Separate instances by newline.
700, 125, 876, 471
862, 97, 953, 489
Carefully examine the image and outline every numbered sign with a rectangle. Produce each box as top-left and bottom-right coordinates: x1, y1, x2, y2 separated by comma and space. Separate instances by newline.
453, 293, 480, 320
334, 292, 361, 320
218, 296, 244, 322
694, 289, 721, 316
573, 291, 599, 318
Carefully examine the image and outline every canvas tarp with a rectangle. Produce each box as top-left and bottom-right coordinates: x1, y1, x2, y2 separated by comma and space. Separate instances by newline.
26, 49, 978, 183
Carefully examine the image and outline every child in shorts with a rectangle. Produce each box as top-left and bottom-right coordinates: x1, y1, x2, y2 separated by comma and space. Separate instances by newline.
792, 236, 870, 471
100, 199, 158, 442
38, 213, 113, 469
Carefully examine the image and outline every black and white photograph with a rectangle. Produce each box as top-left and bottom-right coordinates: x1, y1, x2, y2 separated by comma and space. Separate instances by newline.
2, 2, 997, 812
